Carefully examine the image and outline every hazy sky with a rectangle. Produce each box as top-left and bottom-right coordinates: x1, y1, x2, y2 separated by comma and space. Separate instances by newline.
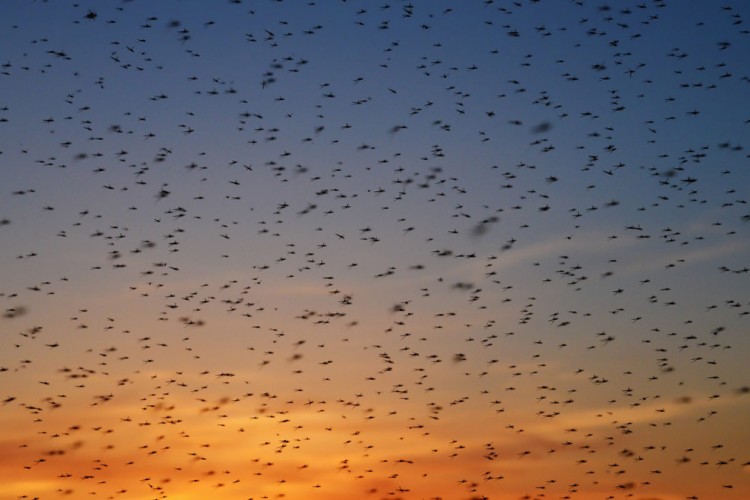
1, 1, 749, 499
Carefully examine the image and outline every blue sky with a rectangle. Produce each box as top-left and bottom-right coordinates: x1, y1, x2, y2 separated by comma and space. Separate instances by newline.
1, 1, 749, 499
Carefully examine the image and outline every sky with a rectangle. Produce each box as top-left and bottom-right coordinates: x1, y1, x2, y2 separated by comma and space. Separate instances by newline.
0, 1, 749, 499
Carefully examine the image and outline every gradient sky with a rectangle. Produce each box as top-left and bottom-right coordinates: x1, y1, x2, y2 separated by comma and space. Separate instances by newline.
1, 1, 749, 499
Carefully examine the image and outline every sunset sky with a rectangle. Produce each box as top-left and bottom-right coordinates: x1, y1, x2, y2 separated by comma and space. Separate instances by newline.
1, 1, 749, 499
